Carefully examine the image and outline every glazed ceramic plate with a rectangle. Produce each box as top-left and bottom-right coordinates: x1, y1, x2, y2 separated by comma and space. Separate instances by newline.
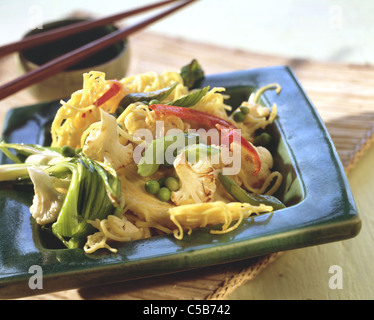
0, 66, 361, 299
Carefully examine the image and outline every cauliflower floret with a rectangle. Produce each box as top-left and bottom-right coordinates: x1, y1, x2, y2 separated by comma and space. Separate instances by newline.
171, 152, 216, 205
83, 109, 133, 171
28, 167, 67, 225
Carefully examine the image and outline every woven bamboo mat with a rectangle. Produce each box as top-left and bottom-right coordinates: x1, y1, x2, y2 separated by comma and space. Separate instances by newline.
2, 31, 374, 300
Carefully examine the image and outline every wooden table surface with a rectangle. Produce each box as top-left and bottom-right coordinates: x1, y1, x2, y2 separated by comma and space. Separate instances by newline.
1, 31, 374, 300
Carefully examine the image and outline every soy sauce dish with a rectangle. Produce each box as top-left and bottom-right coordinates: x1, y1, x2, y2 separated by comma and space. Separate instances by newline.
18, 18, 130, 101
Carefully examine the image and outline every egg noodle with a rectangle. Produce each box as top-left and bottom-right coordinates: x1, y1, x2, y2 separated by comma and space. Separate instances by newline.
50, 67, 283, 254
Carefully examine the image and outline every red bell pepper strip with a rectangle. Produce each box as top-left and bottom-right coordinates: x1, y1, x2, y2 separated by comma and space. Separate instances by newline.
149, 104, 261, 175
94, 81, 122, 107
149, 104, 237, 130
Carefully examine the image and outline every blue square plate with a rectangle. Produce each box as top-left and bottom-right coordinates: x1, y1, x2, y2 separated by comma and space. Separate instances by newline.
0, 66, 361, 299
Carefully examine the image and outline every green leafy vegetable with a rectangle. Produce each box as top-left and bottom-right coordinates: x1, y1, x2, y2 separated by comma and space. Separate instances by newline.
180, 59, 205, 89
118, 59, 207, 110
0, 142, 123, 249
169, 86, 210, 108
119, 83, 178, 108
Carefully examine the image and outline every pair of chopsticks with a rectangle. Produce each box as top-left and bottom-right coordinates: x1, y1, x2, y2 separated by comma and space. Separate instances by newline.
0, 0, 195, 101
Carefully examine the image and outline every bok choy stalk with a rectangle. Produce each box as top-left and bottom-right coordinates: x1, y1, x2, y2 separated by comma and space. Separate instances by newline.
0, 142, 123, 249
0, 141, 64, 182
52, 155, 122, 249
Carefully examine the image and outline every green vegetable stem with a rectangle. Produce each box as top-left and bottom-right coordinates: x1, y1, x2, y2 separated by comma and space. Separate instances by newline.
137, 133, 200, 177
218, 173, 285, 211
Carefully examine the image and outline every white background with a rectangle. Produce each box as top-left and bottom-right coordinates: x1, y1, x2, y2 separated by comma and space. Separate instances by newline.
0, 0, 373, 65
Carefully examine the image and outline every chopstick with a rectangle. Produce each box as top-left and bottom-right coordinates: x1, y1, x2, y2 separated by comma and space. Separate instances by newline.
0, 0, 195, 101
0, 0, 180, 58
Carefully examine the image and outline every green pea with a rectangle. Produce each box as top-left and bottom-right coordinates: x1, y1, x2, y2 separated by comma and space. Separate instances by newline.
233, 111, 245, 122
254, 133, 273, 147
165, 177, 179, 191
158, 187, 171, 202
158, 177, 166, 187
61, 145, 76, 157
75, 148, 82, 155
149, 99, 160, 105
239, 105, 250, 115
145, 180, 160, 195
